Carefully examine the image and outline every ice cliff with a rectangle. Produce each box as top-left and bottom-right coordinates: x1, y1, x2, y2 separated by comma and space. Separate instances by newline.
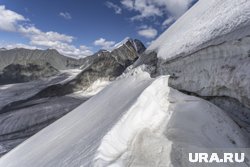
143, 0, 250, 135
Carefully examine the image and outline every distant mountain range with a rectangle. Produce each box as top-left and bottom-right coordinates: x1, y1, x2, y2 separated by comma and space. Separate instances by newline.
0, 38, 145, 85
0, 48, 84, 71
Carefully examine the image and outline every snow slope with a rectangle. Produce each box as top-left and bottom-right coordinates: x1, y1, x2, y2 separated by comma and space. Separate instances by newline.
147, 0, 250, 60
94, 76, 249, 167
0, 70, 248, 167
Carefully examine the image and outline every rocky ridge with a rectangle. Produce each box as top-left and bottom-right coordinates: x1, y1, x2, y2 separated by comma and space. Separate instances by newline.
0, 63, 59, 85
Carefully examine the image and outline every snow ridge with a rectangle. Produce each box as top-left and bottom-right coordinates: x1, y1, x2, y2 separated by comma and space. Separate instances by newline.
93, 75, 249, 166
113, 37, 131, 50
93, 76, 171, 166
147, 0, 250, 60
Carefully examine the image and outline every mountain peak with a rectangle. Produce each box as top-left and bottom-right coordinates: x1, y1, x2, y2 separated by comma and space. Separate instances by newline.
45, 48, 60, 54
113, 37, 132, 49
112, 38, 146, 54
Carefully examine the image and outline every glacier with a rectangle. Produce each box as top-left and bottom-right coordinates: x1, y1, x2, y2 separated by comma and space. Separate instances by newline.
0, 70, 249, 167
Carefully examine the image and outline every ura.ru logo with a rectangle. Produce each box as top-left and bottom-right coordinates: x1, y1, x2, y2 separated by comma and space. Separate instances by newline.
189, 153, 245, 163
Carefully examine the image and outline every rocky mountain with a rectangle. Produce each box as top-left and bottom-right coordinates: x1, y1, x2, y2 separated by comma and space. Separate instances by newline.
0, 38, 145, 156
0, 63, 59, 85
0, 38, 145, 73
0, 38, 145, 85
33, 38, 146, 96
0, 48, 86, 71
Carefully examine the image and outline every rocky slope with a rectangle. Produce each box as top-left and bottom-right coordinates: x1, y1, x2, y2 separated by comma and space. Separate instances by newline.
77, 38, 145, 86
0, 48, 86, 71
34, 38, 146, 96
0, 63, 59, 85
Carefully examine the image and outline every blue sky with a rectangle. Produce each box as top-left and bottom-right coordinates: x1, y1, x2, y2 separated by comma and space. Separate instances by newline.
0, 0, 197, 57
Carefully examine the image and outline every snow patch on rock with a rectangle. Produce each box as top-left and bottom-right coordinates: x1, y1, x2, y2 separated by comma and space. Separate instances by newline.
78, 79, 111, 97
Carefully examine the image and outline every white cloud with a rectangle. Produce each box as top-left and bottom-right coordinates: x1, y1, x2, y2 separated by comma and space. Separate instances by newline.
121, 0, 193, 21
121, 0, 162, 20
154, 0, 193, 18
49, 42, 93, 57
0, 5, 26, 31
162, 16, 175, 28
59, 12, 72, 20
0, 6, 93, 57
138, 26, 158, 39
3, 43, 39, 50
121, 0, 134, 9
18, 25, 93, 57
94, 38, 116, 50
18, 25, 74, 44
106, 1, 122, 14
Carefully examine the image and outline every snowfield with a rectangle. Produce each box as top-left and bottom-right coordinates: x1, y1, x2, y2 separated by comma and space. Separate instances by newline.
147, 0, 250, 60
0, 70, 248, 167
